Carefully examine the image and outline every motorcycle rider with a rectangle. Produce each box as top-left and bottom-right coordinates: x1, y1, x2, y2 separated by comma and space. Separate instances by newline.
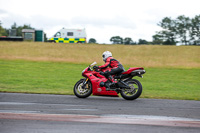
94, 51, 125, 90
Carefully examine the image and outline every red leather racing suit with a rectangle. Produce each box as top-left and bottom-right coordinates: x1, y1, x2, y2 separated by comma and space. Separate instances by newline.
98, 57, 125, 78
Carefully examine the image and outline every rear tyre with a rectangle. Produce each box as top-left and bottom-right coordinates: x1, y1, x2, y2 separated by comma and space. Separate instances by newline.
74, 79, 92, 98
120, 79, 142, 100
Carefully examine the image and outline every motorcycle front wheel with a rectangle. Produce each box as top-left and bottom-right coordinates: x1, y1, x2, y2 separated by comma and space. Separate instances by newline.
74, 79, 92, 98
120, 79, 142, 100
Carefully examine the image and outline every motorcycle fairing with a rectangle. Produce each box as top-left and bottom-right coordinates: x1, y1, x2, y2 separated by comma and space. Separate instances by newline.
85, 72, 118, 97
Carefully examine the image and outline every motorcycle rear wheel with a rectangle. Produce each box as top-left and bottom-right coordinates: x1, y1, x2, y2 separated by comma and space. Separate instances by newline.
74, 79, 92, 98
120, 79, 142, 100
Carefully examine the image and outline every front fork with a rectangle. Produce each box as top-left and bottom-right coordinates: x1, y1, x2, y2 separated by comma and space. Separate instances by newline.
82, 78, 88, 89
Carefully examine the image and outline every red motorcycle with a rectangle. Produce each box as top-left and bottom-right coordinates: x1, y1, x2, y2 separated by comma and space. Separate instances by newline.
74, 62, 146, 100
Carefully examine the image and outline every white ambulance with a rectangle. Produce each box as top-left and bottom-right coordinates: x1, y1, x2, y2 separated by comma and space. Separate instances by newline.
49, 28, 87, 43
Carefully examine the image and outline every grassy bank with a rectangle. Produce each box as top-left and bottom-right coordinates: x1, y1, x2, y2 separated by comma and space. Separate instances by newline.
0, 41, 200, 68
0, 60, 199, 100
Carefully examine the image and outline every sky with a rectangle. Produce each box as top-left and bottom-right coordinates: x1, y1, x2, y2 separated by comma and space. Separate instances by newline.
0, 0, 199, 44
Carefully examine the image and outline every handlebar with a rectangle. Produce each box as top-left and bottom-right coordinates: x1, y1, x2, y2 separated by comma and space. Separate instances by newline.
89, 62, 97, 67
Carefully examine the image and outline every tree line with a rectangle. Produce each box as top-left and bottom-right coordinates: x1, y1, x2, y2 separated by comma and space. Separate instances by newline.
153, 15, 200, 45
89, 15, 200, 45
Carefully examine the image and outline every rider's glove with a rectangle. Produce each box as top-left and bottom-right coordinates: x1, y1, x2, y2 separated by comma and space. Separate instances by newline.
93, 66, 99, 70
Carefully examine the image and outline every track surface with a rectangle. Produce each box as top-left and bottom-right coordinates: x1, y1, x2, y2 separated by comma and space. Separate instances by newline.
0, 93, 200, 133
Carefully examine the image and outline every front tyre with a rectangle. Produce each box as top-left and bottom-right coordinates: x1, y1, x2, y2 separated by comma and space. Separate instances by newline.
74, 79, 92, 98
120, 79, 142, 100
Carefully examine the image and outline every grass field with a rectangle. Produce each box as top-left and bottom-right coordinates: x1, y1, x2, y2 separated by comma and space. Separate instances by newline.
0, 41, 199, 68
0, 42, 200, 100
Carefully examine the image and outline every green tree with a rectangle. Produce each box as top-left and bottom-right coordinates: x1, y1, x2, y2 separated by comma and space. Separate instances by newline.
131, 41, 137, 45
0, 25, 8, 36
110, 36, 123, 44
152, 34, 163, 44
157, 17, 177, 45
156, 15, 200, 45
88, 38, 97, 43
158, 17, 176, 32
153, 15, 200, 45
0, 21, 8, 36
175, 15, 191, 45
190, 15, 200, 45
160, 31, 176, 45
124, 37, 133, 45
138, 39, 148, 44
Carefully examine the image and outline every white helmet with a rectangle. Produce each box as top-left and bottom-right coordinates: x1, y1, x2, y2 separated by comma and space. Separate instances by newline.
102, 51, 112, 62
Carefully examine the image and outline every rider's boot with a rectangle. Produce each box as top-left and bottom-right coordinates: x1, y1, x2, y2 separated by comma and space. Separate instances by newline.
104, 81, 113, 90
105, 75, 116, 91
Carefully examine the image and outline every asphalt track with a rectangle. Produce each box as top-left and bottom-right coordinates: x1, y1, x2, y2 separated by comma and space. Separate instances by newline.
0, 93, 200, 133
